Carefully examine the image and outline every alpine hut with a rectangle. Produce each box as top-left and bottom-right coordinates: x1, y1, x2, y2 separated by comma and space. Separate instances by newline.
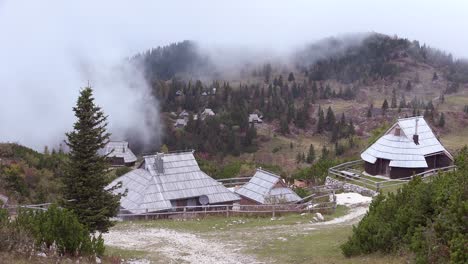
102, 141, 137, 167
235, 168, 301, 205
106, 151, 240, 215
361, 116, 453, 179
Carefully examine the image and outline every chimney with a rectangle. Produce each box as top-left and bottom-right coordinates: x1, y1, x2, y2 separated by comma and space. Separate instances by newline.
413, 118, 419, 145
154, 153, 165, 174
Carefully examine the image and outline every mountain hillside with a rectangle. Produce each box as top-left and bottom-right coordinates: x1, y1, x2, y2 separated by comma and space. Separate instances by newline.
129, 33, 468, 176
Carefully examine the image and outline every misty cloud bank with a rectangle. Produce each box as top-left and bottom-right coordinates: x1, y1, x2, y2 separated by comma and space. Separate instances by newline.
0, 1, 162, 152
1, 0, 467, 152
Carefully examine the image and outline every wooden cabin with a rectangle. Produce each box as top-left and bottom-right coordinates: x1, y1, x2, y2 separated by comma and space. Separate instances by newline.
102, 141, 137, 167
235, 169, 301, 205
361, 116, 453, 179
106, 151, 240, 215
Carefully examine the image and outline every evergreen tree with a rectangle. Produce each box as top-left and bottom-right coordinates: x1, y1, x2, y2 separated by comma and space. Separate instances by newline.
280, 116, 290, 134
288, 72, 295, 82
325, 106, 336, 130
367, 104, 373, 118
405, 80, 412, 91
391, 88, 397, 108
438, 113, 445, 127
244, 123, 257, 146
63, 87, 121, 233
321, 146, 329, 160
317, 108, 325, 133
382, 99, 389, 115
306, 144, 315, 164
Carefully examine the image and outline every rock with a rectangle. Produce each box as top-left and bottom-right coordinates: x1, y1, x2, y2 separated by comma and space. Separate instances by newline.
37, 252, 47, 257
95, 257, 101, 264
315, 212, 324, 221
312, 216, 318, 222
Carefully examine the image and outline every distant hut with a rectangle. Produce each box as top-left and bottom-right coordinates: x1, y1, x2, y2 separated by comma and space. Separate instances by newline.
102, 141, 137, 167
201, 108, 215, 119
248, 114, 263, 124
179, 110, 190, 118
235, 169, 301, 205
361, 116, 453, 179
0, 194, 8, 208
106, 151, 240, 215
174, 118, 187, 128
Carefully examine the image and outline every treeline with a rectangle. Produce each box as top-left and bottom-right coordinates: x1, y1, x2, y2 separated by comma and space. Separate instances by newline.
341, 146, 468, 263
131, 40, 214, 81
158, 79, 358, 155
298, 33, 468, 85
165, 115, 258, 156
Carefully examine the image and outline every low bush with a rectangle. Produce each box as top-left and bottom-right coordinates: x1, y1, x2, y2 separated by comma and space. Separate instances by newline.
1, 205, 105, 257
341, 148, 468, 263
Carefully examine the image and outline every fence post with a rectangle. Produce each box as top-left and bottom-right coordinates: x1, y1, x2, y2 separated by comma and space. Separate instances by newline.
226, 205, 229, 218
183, 207, 186, 220
272, 204, 276, 218
145, 208, 148, 220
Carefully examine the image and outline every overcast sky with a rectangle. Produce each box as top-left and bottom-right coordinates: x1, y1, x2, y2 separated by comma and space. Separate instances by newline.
0, 0, 467, 150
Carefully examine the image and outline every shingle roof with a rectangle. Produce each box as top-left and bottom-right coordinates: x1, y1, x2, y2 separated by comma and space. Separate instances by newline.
103, 141, 137, 164
235, 169, 301, 204
107, 151, 240, 214
361, 116, 453, 168
248, 114, 263, 123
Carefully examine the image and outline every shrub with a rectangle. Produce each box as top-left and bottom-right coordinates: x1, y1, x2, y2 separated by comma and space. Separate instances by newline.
1, 205, 105, 257
341, 153, 468, 264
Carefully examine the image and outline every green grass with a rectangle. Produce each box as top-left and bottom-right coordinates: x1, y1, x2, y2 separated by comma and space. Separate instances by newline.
250, 226, 406, 264
105, 246, 148, 260
115, 206, 349, 233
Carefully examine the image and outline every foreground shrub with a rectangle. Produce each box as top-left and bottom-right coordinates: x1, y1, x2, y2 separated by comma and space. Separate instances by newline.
1, 205, 104, 257
341, 168, 467, 263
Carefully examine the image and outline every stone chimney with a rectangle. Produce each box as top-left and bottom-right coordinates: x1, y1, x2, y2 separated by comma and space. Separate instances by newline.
413, 118, 419, 145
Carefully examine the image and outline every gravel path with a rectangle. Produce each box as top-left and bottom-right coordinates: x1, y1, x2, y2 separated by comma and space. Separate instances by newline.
105, 192, 371, 263
104, 226, 261, 264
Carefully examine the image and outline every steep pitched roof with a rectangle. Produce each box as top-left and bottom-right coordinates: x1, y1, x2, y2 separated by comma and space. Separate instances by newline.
235, 169, 301, 204
107, 151, 240, 214
361, 116, 453, 168
103, 141, 137, 164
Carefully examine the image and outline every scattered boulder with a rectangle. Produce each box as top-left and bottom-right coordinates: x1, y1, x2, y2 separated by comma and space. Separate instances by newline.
315, 212, 324, 221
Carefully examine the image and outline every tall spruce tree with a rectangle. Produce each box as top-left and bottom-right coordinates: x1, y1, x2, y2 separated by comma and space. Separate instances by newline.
306, 144, 316, 164
63, 87, 121, 233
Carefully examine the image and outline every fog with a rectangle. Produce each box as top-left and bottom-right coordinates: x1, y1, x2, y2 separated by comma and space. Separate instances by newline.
0, 0, 467, 151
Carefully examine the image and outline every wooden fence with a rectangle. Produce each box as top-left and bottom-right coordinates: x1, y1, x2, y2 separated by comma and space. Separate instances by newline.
116, 200, 337, 220
328, 160, 457, 192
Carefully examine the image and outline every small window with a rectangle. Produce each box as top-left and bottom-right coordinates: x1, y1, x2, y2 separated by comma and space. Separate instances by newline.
395, 128, 401, 136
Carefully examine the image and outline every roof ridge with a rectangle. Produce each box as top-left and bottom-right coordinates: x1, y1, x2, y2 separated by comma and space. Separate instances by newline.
257, 168, 281, 178
397, 115, 424, 121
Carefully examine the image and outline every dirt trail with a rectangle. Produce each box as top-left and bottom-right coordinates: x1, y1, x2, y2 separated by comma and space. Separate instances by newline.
104, 226, 262, 264
105, 193, 371, 264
